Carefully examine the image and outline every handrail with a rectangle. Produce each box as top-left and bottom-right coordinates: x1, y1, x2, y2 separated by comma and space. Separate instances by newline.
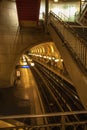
0, 110, 87, 119
81, 1, 87, 15
0, 111, 87, 129
76, 1, 87, 25
57, 11, 70, 22
48, 11, 87, 71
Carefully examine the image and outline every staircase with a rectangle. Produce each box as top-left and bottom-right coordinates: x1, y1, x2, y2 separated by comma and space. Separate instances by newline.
47, 11, 87, 109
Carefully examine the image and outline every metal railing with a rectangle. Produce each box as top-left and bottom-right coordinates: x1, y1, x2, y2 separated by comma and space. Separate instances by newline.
81, 1, 87, 15
76, 1, 87, 25
80, 16, 87, 26
48, 11, 87, 71
0, 111, 87, 130
57, 11, 70, 22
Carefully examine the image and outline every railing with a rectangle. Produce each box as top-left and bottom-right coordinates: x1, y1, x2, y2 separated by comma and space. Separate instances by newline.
48, 11, 87, 71
80, 16, 87, 26
57, 11, 70, 22
0, 111, 87, 130
81, 1, 87, 15
76, 1, 87, 25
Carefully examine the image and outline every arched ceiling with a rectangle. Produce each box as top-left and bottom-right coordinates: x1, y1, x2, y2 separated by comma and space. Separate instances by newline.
29, 42, 61, 59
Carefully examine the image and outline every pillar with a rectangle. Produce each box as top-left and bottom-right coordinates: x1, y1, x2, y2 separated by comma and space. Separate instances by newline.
45, 0, 49, 32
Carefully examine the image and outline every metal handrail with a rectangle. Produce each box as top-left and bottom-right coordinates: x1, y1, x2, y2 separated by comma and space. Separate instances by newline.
48, 11, 87, 71
0, 110, 87, 119
57, 11, 70, 22
0, 111, 87, 129
75, 1, 87, 25
81, 1, 87, 15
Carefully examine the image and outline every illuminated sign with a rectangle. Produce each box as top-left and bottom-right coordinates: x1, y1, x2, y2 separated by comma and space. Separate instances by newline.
16, 65, 30, 68
22, 65, 30, 68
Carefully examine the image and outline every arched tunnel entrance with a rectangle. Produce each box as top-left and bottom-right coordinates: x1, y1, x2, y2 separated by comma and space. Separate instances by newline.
29, 42, 66, 75
13, 41, 68, 87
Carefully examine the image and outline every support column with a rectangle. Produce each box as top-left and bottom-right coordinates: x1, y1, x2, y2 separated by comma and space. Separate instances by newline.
45, 0, 49, 32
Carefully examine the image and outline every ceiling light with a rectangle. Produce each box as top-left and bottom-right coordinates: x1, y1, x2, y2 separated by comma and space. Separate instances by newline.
54, 0, 58, 2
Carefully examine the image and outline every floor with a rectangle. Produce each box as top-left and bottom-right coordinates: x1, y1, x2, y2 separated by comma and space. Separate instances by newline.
0, 67, 41, 116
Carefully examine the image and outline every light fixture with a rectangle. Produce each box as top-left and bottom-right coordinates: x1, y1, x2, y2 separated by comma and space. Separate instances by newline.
55, 59, 59, 62
54, 0, 58, 2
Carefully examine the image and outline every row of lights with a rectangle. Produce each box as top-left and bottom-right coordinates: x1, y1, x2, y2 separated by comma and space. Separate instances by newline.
29, 53, 63, 62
